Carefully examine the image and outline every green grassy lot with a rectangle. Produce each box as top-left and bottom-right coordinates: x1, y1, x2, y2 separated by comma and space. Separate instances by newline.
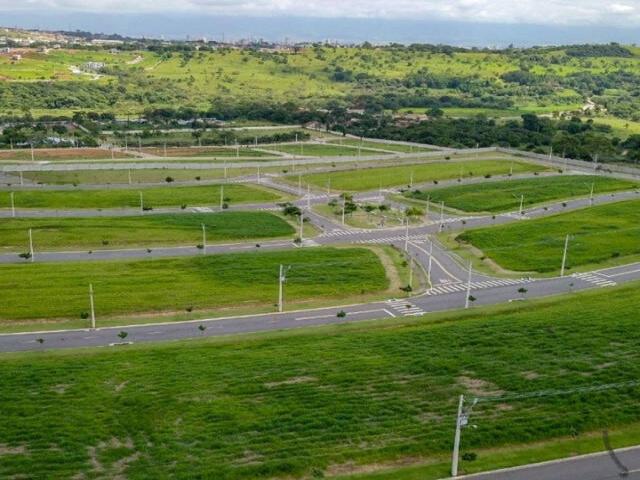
0, 247, 389, 325
2, 184, 283, 209
140, 146, 276, 158
2, 283, 640, 479
457, 198, 640, 273
0, 148, 133, 162
327, 138, 436, 153
264, 143, 388, 157
295, 159, 548, 192
406, 175, 639, 213
0, 212, 294, 252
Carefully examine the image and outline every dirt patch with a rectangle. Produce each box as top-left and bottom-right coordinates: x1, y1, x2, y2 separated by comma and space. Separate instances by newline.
326, 456, 437, 477
0, 444, 28, 456
457, 376, 504, 397
86, 437, 139, 479
114, 381, 128, 393
364, 245, 402, 292
264, 376, 317, 388
51, 384, 69, 394
522, 371, 540, 380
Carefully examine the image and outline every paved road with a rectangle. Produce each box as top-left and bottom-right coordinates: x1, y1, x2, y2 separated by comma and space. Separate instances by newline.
463, 444, 640, 479
1, 160, 640, 352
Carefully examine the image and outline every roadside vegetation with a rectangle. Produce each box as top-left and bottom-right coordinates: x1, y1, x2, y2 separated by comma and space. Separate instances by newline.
0, 212, 295, 252
457, 198, 640, 273
406, 175, 639, 213
295, 159, 547, 192
1, 184, 284, 209
0, 247, 390, 326
2, 283, 640, 478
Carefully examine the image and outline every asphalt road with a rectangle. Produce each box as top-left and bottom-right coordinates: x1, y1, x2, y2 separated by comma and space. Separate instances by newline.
1, 161, 640, 353
463, 444, 640, 479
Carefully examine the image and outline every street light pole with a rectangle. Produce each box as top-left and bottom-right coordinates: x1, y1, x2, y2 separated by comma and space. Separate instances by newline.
427, 237, 434, 286
10, 192, 15, 218
404, 217, 410, 252
220, 185, 224, 210
341, 196, 346, 226
28, 228, 34, 263
278, 264, 290, 313
519, 194, 524, 216
439, 201, 445, 233
201, 224, 207, 254
89, 283, 96, 330
590, 182, 595, 206
299, 210, 304, 242
464, 261, 472, 308
139, 192, 144, 212
561, 234, 570, 277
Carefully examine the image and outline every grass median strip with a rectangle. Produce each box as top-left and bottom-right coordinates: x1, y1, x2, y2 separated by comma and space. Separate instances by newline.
1, 283, 640, 478
405, 175, 639, 213
2, 184, 283, 209
0, 212, 295, 252
457, 199, 640, 273
294, 159, 547, 192
0, 247, 389, 324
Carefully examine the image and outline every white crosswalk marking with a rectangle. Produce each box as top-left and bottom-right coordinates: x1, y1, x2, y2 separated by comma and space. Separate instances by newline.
356, 234, 425, 244
258, 207, 281, 212
426, 278, 529, 296
572, 272, 618, 288
386, 299, 426, 317
191, 207, 214, 213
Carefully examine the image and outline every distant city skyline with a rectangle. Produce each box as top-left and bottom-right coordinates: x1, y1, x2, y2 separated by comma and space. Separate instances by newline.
1, 13, 639, 47
2, 1, 640, 27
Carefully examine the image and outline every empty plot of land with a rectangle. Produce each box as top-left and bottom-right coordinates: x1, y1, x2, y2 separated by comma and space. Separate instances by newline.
327, 138, 436, 153
0, 148, 133, 162
296, 159, 547, 192
458, 199, 640, 273
1, 184, 283, 209
140, 146, 277, 158
0, 212, 294, 252
1, 284, 640, 479
0, 247, 389, 324
264, 143, 388, 157
406, 175, 639, 213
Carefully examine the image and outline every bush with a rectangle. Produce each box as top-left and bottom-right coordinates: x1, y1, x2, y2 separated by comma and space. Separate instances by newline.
165, 176, 174, 183
80, 312, 89, 319
336, 310, 347, 318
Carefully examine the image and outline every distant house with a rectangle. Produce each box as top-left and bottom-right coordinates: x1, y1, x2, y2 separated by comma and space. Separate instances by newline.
83, 62, 106, 72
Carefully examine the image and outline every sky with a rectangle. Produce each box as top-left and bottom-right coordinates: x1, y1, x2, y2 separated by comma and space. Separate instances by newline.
2, 0, 640, 27
1, 1, 639, 46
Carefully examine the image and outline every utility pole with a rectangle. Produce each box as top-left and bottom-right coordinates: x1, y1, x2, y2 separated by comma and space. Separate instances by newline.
201, 224, 207, 254
299, 210, 305, 242
427, 237, 434, 285
451, 395, 478, 477
409, 257, 414, 290
451, 394, 465, 477
341, 195, 346, 226
139, 192, 144, 212
439, 201, 445, 233
10, 192, 15, 218
464, 261, 472, 308
404, 217, 410, 252
278, 264, 290, 312
30, 143, 35, 163
28, 228, 34, 263
519, 195, 524, 216
589, 182, 595, 206
220, 185, 224, 210
593, 154, 599, 172
561, 234, 570, 277
89, 283, 96, 329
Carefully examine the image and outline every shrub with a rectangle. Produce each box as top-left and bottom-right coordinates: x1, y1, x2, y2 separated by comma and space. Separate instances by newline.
336, 310, 347, 318
80, 312, 89, 319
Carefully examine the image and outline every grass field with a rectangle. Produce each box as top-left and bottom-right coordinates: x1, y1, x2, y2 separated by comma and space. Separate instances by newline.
326, 138, 436, 153
457, 199, 640, 273
0, 247, 390, 325
0, 148, 133, 162
2, 283, 640, 478
406, 175, 639, 213
2, 184, 283, 209
295, 159, 548, 192
140, 146, 277, 158
265, 143, 387, 157
0, 212, 294, 252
